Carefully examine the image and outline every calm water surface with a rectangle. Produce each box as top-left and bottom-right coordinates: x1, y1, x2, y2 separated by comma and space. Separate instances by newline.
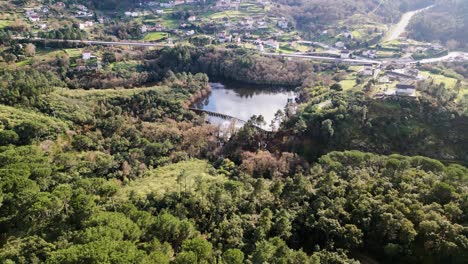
193, 82, 296, 128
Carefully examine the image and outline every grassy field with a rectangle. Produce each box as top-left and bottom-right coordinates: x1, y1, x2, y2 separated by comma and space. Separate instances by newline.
0, 19, 11, 29
420, 71, 459, 88
339, 79, 357, 90
0, 104, 70, 130
143, 32, 168, 41
117, 159, 226, 199
64, 48, 82, 58
14, 49, 68, 67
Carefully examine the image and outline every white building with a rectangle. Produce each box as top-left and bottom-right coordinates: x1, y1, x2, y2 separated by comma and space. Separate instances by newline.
141, 24, 148, 33
160, 2, 174, 8
125, 11, 139, 17
277, 19, 288, 29
258, 43, 264, 52
82, 51, 92, 60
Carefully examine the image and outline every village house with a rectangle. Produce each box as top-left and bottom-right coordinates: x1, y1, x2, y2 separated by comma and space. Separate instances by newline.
388, 67, 422, 81
160, 2, 174, 8
264, 39, 279, 50
186, 30, 195, 36
396, 82, 416, 96
277, 19, 288, 29
362, 50, 376, 59
154, 24, 164, 31
125, 11, 139, 17
378, 75, 390, 84
141, 24, 148, 33
187, 16, 197, 22
335, 41, 345, 49
340, 50, 351, 59
76, 4, 88, 11
257, 21, 268, 29
218, 31, 232, 43
156, 9, 164, 14
82, 51, 92, 60
29, 14, 40, 22
55, 2, 65, 8
76, 10, 92, 17
257, 43, 264, 52
147, 1, 159, 6
342, 30, 353, 39
359, 65, 374, 77
79, 21, 94, 29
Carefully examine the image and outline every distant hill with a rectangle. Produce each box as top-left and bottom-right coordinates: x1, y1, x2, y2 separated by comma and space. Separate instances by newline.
408, 0, 468, 50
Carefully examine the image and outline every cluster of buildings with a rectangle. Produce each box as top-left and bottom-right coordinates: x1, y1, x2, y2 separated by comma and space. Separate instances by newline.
254, 39, 279, 51
141, 24, 165, 33
374, 64, 426, 98
73, 4, 93, 17
25, 7, 47, 22
144, 0, 203, 8
214, 0, 242, 10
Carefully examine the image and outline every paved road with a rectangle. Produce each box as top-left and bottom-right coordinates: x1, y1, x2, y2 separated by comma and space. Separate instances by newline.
264, 52, 381, 65
14, 37, 172, 47
383, 5, 434, 42
15, 37, 382, 65
418, 52, 468, 64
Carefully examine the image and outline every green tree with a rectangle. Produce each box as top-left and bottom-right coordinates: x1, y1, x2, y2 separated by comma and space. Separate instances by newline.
222, 249, 244, 264
0, 130, 19, 146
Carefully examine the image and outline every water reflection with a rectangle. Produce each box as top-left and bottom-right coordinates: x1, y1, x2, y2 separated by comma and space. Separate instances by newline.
193, 82, 296, 127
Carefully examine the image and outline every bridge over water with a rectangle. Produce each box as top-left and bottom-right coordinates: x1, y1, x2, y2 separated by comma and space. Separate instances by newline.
189, 108, 272, 132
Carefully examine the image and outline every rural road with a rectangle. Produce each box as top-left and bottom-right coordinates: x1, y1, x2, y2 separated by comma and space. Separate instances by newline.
15, 37, 382, 65
418, 52, 468, 64
15, 37, 172, 47
383, 5, 434, 42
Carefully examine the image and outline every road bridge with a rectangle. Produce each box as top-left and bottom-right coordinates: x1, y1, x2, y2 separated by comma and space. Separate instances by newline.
189, 108, 271, 132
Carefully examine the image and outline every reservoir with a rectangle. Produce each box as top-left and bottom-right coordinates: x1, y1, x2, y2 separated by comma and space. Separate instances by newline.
192, 82, 296, 130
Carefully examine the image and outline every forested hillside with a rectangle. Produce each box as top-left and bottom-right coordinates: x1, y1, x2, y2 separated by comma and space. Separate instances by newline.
408, 0, 468, 50
271, 0, 435, 36
278, 84, 468, 162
